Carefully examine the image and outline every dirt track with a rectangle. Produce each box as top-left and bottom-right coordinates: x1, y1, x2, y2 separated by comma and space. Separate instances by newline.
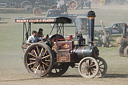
0, 5, 128, 85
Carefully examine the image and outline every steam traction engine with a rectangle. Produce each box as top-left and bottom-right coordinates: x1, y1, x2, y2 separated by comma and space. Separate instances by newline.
15, 11, 107, 78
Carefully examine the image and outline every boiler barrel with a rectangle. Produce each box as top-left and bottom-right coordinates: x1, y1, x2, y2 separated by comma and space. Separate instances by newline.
72, 46, 99, 58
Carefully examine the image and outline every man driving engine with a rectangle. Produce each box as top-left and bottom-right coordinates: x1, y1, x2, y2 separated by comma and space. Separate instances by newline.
27, 30, 39, 44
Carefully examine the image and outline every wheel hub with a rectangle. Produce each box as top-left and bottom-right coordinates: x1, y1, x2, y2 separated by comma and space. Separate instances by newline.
86, 65, 92, 71
36, 57, 42, 63
86, 65, 90, 69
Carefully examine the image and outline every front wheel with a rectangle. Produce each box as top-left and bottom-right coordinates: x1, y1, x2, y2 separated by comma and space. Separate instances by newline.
78, 57, 99, 78
24, 43, 54, 77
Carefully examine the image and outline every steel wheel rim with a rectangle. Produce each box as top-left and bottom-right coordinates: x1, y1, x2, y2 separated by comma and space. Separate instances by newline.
69, 0, 78, 9
78, 57, 99, 78
21, 1, 32, 8
96, 57, 107, 77
24, 44, 53, 77
33, 8, 42, 16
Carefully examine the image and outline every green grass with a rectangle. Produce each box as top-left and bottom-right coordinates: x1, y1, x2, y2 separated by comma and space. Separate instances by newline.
98, 47, 128, 74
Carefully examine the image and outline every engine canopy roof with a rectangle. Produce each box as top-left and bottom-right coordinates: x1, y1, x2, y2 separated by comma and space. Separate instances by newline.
15, 17, 72, 24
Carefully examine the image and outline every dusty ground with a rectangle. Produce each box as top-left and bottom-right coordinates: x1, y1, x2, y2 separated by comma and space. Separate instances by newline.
0, 5, 128, 85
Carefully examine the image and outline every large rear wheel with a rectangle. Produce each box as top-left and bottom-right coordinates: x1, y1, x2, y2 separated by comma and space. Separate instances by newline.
78, 57, 99, 78
24, 43, 54, 77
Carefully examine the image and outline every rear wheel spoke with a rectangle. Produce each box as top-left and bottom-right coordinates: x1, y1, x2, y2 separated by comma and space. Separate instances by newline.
45, 60, 50, 62
29, 58, 36, 61
43, 65, 46, 71
42, 50, 47, 56
39, 48, 44, 56
42, 55, 50, 59
33, 50, 38, 56
42, 62, 48, 66
28, 53, 36, 57
27, 62, 36, 66
39, 64, 42, 74
36, 46, 40, 55
34, 64, 39, 73
32, 63, 37, 71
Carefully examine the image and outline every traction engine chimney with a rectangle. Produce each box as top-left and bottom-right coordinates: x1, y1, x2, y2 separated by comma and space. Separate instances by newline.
87, 11, 96, 46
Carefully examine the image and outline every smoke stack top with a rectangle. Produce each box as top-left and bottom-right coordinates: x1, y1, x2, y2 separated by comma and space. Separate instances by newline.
87, 11, 96, 17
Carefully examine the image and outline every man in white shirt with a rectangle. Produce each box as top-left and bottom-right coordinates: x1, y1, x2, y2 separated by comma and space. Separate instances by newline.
27, 30, 39, 44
